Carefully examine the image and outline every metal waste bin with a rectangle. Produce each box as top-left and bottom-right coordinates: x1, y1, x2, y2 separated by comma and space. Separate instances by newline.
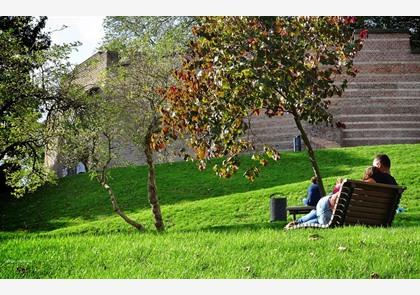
270, 194, 287, 222
293, 135, 302, 152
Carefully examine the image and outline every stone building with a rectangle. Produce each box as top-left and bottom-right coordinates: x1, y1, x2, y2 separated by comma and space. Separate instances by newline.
45, 31, 420, 177
45, 51, 183, 177
45, 51, 146, 177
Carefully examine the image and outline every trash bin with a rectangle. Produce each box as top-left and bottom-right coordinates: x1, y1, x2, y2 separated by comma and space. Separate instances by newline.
270, 194, 287, 222
293, 135, 302, 152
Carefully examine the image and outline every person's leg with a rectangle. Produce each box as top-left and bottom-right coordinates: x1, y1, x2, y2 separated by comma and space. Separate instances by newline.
297, 209, 318, 224
285, 207, 318, 229
316, 196, 332, 225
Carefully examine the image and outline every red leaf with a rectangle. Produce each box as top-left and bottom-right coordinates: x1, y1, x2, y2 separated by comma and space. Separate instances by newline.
359, 29, 368, 40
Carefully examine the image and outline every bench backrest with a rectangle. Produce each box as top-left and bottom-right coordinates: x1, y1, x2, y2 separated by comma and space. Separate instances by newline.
330, 179, 405, 228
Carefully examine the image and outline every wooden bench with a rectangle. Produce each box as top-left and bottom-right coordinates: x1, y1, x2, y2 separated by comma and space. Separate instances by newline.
286, 206, 316, 221
286, 179, 406, 230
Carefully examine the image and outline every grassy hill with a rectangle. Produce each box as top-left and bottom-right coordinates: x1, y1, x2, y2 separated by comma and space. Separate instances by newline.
0, 143, 419, 278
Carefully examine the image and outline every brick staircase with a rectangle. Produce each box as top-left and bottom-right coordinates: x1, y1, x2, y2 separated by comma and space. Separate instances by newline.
333, 32, 420, 147
247, 113, 300, 151
247, 32, 420, 151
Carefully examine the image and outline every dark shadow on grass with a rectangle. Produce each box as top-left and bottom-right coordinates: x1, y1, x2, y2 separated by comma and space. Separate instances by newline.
392, 213, 420, 228
0, 220, 73, 233
184, 221, 288, 233
0, 146, 396, 232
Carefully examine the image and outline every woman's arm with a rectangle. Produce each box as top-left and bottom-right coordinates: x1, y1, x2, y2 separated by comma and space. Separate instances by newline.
328, 191, 340, 208
364, 178, 376, 184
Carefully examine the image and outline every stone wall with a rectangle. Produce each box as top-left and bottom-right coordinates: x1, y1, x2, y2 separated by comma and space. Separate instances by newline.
73, 51, 118, 90
45, 51, 120, 177
45, 51, 185, 176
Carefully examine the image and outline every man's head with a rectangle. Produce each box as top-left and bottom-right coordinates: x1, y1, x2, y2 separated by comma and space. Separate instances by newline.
373, 154, 391, 173
311, 176, 318, 184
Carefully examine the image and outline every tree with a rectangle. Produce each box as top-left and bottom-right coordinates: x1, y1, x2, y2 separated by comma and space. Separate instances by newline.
103, 16, 194, 51
100, 16, 194, 231
55, 17, 193, 231
99, 46, 173, 231
0, 16, 78, 197
161, 17, 364, 196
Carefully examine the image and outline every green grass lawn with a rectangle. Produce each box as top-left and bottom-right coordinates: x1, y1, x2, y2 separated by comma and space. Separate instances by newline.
1, 143, 419, 278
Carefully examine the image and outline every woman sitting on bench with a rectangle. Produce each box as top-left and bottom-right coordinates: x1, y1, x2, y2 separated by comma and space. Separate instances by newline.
285, 166, 379, 229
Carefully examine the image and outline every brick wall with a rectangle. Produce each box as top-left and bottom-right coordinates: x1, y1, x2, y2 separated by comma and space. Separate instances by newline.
332, 32, 420, 147
248, 31, 420, 151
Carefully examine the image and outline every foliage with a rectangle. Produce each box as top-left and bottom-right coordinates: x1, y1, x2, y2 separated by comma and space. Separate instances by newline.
162, 17, 363, 194
355, 16, 420, 50
1, 143, 419, 278
0, 16, 78, 197
101, 39, 177, 154
103, 16, 194, 54
101, 16, 195, 152
101, 17, 195, 231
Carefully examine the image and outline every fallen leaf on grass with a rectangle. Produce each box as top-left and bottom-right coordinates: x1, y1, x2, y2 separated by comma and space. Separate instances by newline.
338, 246, 347, 251
16, 266, 29, 274
308, 233, 322, 240
370, 272, 380, 279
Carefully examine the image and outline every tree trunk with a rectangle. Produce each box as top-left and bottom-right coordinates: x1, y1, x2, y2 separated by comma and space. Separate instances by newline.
144, 133, 165, 232
291, 106, 326, 196
97, 176, 145, 231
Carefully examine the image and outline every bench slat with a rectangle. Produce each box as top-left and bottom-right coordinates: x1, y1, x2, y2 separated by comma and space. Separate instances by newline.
346, 210, 387, 221
346, 204, 388, 215
351, 193, 393, 204
353, 188, 397, 199
349, 198, 391, 209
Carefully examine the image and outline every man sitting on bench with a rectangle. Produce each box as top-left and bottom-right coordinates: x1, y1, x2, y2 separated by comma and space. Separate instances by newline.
285, 154, 398, 229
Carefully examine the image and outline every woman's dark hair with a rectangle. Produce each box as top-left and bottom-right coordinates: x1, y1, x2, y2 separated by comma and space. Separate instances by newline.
375, 154, 391, 169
